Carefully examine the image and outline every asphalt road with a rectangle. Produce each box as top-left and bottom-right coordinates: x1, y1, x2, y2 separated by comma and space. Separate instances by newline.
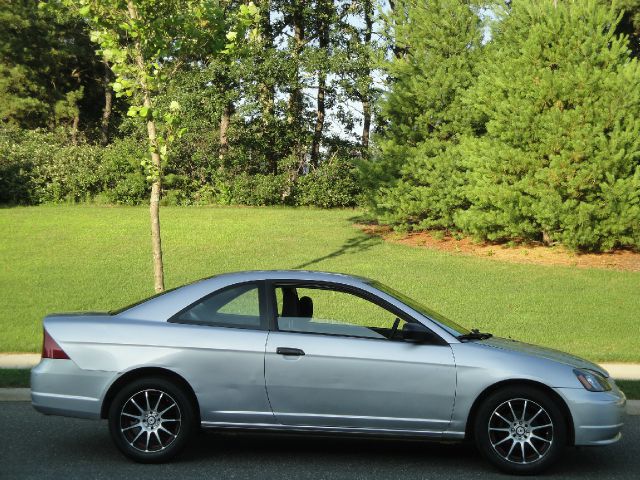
0, 402, 636, 479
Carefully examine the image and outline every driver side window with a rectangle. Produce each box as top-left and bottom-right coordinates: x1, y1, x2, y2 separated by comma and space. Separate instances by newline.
275, 286, 407, 340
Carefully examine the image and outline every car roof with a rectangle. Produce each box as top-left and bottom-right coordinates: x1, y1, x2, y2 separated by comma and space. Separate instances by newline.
115, 270, 461, 343
117, 270, 375, 320
202, 270, 373, 284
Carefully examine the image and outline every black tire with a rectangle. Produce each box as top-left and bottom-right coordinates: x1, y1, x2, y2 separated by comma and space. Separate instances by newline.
108, 376, 196, 463
473, 385, 568, 475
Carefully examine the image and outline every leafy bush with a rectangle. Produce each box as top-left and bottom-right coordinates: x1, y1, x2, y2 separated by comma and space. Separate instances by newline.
0, 127, 102, 204
32, 144, 102, 203
0, 128, 36, 204
224, 173, 286, 206
98, 136, 148, 205
0, 124, 363, 209
294, 159, 362, 208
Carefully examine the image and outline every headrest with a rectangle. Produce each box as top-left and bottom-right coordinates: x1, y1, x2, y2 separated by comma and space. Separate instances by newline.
298, 296, 313, 318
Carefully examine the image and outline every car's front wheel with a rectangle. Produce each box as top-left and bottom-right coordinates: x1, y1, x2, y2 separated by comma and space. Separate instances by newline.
108, 376, 196, 463
473, 385, 568, 475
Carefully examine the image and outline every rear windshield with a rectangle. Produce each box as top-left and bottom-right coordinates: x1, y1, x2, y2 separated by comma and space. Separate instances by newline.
109, 276, 215, 315
109, 286, 181, 315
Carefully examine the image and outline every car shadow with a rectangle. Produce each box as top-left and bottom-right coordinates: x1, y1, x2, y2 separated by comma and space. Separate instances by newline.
19, 420, 628, 479
176, 430, 624, 478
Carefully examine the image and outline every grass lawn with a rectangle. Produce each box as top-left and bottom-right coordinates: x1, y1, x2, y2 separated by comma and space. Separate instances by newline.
0, 368, 30, 387
0, 205, 639, 361
617, 380, 640, 400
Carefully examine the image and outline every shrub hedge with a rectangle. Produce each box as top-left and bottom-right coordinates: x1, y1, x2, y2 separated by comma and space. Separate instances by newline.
0, 127, 361, 208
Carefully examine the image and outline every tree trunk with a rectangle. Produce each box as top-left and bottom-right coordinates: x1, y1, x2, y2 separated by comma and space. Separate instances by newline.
257, 0, 277, 173
219, 101, 234, 162
310, 72, 325, 168
288, 2, 304, 127
361, 98, 371, 149
285, 0, 306, 184
311, 3, 328, 169
258, 0, 274, 120
70, 114, 79, 145
100, 62, 113, 146
361, 0, 373, 150
144, 99, 164, 293
128, 0, 164, 293
387, 0, 406, 59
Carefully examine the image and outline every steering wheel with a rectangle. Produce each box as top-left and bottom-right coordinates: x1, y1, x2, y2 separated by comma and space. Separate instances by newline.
389, 318, 401, 340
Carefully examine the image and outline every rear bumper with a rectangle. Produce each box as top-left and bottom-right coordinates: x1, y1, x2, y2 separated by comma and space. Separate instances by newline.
31, 359, 116, 419
555, 386, 626, 446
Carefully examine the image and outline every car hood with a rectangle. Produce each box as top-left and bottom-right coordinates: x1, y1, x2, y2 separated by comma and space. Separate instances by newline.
478, 337, 608, 377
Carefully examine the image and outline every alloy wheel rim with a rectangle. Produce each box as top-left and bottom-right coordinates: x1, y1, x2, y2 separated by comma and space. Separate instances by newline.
119, 389, 182, 453
488, 398, 553, 464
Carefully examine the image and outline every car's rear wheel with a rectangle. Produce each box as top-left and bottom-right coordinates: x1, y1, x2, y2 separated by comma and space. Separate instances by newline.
108, 377, 196, 463
473, 385, 567, 475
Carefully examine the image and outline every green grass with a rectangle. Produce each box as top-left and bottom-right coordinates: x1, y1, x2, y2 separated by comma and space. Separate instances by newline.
618, 380, 640, 400
0, 205, 639, 361
0, 369, 30, 387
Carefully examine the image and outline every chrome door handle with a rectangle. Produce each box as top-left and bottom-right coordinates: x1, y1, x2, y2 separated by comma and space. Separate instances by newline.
276, 347, 305, 356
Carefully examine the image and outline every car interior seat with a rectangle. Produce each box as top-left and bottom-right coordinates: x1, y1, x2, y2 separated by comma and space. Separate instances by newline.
298, 296, 313, 318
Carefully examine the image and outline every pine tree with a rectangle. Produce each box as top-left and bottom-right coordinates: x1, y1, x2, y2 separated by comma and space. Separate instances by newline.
456, 0, 640, 251
364, 0, 482, 230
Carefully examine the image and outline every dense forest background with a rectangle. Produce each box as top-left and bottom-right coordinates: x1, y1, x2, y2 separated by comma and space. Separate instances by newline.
1, 0, 639, 252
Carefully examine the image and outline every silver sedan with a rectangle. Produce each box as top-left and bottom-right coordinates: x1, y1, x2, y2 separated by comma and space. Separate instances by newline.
31, 270, 626, 474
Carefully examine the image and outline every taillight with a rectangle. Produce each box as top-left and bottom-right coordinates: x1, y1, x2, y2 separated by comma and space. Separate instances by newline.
42, 328, 69, 359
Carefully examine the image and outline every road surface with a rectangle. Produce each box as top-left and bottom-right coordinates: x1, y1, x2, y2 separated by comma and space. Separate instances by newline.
1, 402, 636, 479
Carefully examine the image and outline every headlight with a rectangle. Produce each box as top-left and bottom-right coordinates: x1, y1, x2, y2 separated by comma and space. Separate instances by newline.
574, 369, 611, 392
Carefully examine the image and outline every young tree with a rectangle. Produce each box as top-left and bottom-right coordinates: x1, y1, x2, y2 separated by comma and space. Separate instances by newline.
63, 0, 257, 291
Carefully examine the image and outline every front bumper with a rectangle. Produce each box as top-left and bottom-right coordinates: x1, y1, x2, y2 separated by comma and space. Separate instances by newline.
31, 358, 116, 419
555, 385, 626, 446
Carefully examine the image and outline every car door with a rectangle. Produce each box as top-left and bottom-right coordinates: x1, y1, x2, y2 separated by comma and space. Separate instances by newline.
165, 281, 274, 426
264, 283, 457, 433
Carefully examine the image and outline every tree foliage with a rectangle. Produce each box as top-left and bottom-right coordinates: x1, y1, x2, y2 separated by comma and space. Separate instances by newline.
456, 0, 640, 251
0, 0, 104, 131
367, 0, 640, 252
2, 0, 639, 253
364, 0, 482, 229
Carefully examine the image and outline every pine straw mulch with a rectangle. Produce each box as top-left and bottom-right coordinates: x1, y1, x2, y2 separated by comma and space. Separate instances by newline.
357, 224, 640, 272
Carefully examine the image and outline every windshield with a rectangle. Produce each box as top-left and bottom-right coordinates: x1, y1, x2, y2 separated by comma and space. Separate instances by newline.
369, 281, 470, 336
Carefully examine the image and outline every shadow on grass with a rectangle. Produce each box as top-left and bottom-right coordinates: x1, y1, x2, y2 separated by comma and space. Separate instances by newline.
293, 234, 380, 270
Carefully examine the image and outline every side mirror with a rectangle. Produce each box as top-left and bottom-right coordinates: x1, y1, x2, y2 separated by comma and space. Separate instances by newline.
402, 323, 438, 344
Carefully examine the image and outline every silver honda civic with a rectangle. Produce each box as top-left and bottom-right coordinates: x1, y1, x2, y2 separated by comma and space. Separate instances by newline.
31, 270, 626, 474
